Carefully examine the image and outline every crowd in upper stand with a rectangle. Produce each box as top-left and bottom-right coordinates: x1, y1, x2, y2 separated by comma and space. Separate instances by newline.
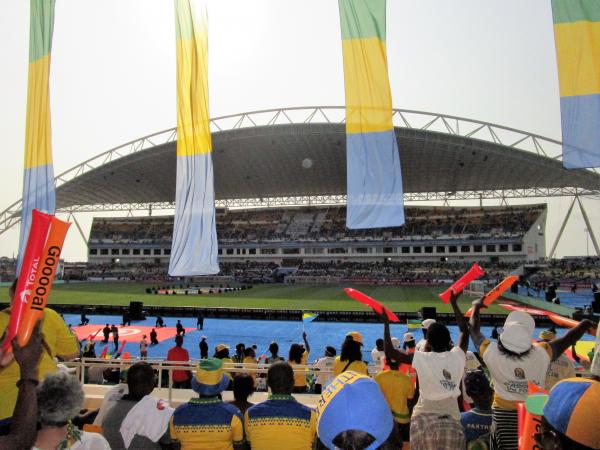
86, 204, 545, 245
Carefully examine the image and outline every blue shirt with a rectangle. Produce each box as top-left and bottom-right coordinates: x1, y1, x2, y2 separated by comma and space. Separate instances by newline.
461, 407, 492, 444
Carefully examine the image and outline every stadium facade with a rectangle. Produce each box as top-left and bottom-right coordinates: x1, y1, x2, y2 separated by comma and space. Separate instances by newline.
86, 204, 547, 266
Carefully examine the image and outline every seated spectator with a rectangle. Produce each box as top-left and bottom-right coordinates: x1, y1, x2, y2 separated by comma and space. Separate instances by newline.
0, 280, 80, 426
402, 333, 416, 352
245, 362, 316, 450
243, 347, 257, 384
288, 332, 311, 393
264, 342, 284, 364
167, 335, 191, 389
102, 362, 174, 449
314, 346, 336, 395
377, 291, 469, 449
460, 369, 493, 448
228, 374, 255, 415
214, 344, 232, 362
82, 341, 96, 358
532, 377, 600, 450
92, 373, 128, 428
170, 358, 244, 450
33, 371, 110, 450
316, 371, 394, 449
375, 354, 415, 446
333, 332, 368, 377
232, 343, 246, 364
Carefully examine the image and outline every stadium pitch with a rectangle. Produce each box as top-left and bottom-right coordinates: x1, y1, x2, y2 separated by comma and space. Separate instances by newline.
0, 282, 506, 314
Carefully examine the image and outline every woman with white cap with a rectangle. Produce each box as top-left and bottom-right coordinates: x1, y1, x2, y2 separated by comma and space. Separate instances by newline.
469, 298, 595, 450
376, 291, 470, 450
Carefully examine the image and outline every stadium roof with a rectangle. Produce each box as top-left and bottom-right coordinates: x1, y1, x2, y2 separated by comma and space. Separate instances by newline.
2, 106, 600, 233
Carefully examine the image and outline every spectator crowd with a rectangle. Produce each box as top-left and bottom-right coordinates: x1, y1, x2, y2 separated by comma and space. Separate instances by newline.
0, 275, 598, 449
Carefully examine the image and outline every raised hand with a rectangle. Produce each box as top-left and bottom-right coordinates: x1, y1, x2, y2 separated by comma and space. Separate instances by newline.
12, 319, 43, 379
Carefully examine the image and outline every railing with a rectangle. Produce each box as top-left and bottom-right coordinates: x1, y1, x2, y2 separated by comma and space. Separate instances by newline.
64, 358, 349, 404
63, 356, 592, 405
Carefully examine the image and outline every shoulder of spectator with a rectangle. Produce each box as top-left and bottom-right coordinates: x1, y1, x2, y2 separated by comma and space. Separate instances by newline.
533, 341, 553, 360
479, 339, 491, 356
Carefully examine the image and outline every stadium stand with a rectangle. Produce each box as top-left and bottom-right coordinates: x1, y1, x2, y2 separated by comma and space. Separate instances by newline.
87, 204, 547, 267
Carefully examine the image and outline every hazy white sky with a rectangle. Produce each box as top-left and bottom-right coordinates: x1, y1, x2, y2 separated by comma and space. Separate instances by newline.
0, 0, 597, 261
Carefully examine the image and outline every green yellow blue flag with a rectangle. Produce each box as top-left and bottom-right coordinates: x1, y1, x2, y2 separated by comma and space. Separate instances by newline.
338, 0, 404, 228
302, 312, 319, 324
169, 0, 219, 275
407, 319, 421, 330
551, 0, 600, 168
18, 0, 56, 271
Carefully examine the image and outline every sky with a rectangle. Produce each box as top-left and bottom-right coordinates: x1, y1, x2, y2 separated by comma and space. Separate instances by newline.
0, 0, 598, 262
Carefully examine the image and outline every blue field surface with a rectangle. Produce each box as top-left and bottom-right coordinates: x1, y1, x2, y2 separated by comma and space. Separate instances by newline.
64, 314, 594, 361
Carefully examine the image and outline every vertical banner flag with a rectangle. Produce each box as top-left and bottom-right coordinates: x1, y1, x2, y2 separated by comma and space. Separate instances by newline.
18, 0, 57, 272
551, 0, 600, 168
339, 0, 404, 229
169, 0, 219, 276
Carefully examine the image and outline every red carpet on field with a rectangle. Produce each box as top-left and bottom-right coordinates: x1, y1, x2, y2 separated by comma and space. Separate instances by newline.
74, 325, 194, 343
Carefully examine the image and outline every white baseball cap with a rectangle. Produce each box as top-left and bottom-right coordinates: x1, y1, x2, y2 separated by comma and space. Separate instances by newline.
421, 319, 436, 329
403, 332, 415, 343
391, 337, 401, 349
500, 323, 533, 354
503, 311, 535, 335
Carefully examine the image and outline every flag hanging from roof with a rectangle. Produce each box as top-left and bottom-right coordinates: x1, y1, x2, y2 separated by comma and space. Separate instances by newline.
169, 0, 219, 276
551, 0, 600, 168
338, 0, 404, 229
18, 0, 57, 272
302, 312, 319, 324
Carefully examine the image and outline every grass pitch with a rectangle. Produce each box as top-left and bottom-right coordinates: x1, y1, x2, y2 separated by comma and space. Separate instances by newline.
0, 282, 504, 314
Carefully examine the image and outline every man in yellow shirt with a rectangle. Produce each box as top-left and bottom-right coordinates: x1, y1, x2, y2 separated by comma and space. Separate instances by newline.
375, 355, 414, 446
0, 280, 80, 423
170, 358, 245, 450
245, 362, 316, 450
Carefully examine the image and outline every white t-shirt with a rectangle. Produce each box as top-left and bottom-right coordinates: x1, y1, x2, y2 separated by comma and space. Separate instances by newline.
314, 356, 335, 386
33, 431, 111, 450
93, 383, 128, 426
415, 338, 428, 352
545, 353, 575, 390
412, 346, 466, 401
464, 351, 481, 371
371, 347, 384, 367
481, 341, 551, 403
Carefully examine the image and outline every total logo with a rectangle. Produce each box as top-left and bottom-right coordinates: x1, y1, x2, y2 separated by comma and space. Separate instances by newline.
19, 290, 32, 305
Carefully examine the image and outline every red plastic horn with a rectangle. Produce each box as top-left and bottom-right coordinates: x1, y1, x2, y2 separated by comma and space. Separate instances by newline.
438, 263, 485, 304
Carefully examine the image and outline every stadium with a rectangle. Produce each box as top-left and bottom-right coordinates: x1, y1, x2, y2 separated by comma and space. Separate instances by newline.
2, 1, 600, 447
0, 106, 596, 449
